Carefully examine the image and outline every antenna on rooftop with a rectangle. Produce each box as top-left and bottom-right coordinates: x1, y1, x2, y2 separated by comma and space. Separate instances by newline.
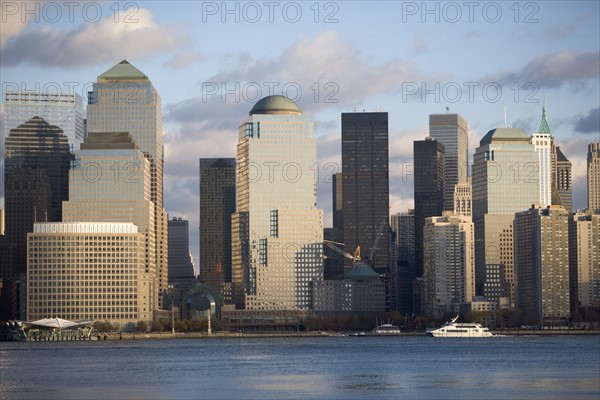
504, 106, 508, 128
446, 106, 450, 113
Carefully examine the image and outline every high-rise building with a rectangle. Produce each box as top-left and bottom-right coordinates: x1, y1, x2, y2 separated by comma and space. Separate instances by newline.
514, 205, 570, 326
199, 158, 236, 288
530, 105, 572, 211
27, 222, 151, 323
472, 128, 539, 305
168, 217, 196, 291
86, 60, 168, 307
555, 147, 572, 212
341, 112, 389, 273
62, 131, 158, 313
231, 95, 323, 310
390, 210, 415, 314
569, 210, 600, 315
332, 172, 343, 230
429, 113, 469, 211
453, 178, 472, 217
1, 92, 85, 208
3, 117, 72, 276
589, 142, 600, 211
531, 106, 554, 207
413, 138, 445, 277
422, 214, 474, 319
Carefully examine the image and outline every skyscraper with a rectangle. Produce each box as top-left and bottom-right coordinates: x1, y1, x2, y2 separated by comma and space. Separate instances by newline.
168, 217, 196, 291
413, 138, 445, 277
341, 112, 389, 273
3, 116, 72, 276
332, 172, 343, 230
530, 105, 572, 211
423, 214, 474, 319
589, 142, 600, 211
390, 210, 415, 314
199, 158, 236, 288
472, 128, 539, 305
453, 178, 472, 217
86, 60, 168, 306
231, 95, 323, 310
568, 210, 600, 315
1, 92, 85, 209
514, 205, 570, 326
62, 131, 158, 313
429, 113, 469, 211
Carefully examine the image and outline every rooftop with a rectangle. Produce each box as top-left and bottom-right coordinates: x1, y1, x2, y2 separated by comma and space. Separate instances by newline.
98, 60, 149, 82
249, 95, 302, 116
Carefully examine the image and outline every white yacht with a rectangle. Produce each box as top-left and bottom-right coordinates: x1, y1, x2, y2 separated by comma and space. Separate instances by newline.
373, 323, 401, 335
427, 315, 493, 338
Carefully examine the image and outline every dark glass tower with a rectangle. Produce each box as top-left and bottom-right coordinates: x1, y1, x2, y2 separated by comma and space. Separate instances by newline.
413, 138, 445, 277
341, 112, 389, 274
3, 116, 72, 276
199, 158, 236, 289
168, 217, 196, 291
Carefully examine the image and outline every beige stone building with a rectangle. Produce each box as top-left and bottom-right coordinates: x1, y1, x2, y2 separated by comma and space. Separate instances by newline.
27, 222, 153, 323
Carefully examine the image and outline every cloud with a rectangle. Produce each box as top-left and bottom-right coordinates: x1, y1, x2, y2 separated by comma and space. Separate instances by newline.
164, 50, 202, 69
171, 31, 424, 117
573, 107, 600, 134
1, 8, 186, 67
486, 51, 600, 89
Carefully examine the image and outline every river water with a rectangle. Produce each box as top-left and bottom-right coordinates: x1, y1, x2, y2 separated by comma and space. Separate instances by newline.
1, 335, 598, 399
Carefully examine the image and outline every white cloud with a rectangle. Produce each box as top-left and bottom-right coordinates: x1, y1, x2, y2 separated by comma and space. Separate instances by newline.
1, 8, 186, 66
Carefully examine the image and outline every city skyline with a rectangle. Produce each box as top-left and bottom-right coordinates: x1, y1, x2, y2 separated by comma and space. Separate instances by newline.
1, 1, 599, 270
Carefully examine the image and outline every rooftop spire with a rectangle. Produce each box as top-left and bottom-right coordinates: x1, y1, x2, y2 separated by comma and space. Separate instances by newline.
538, 103, 552, 137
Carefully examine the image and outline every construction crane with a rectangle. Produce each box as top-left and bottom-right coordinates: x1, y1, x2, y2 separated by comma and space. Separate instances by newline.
368, 218, 388, 263
323, 240, 361, 263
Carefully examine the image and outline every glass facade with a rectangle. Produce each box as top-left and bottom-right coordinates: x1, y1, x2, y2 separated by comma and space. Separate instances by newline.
341, 112, 390, 274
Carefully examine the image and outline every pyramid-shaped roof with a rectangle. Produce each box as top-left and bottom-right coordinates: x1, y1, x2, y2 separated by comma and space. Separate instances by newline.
345, 261, 380, 281
98, 60, 149, 81
480, 127, 529, 146
537, 104, 553, 137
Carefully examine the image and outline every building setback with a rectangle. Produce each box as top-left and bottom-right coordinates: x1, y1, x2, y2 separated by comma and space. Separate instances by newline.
341, 112, 389, 274
199, 158, 236, 288
514, 205, 570, 326
231, 95, 323, 310
86, 60, 169, 307
472, 128, 539, 305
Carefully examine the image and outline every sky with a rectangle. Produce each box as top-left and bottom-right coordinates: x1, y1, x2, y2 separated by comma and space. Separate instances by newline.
1, 0, 599, 272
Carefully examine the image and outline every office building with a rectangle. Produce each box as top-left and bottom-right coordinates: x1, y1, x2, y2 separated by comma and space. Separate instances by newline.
3, 117, 71, 277
86, 60, 168, 307
514, 205, 570, 326
312, 261, 386, 312
231, 95, 323, 310
199, 158, 236, 288
453, 178, 472, 217
589, 143, 600, 211
27, 222, 152, 323
569, 210, 600, 315
472, 128, 539, 305
332, 172, 343, 230
1, 92, 85, 208
555, 147, 572, 212
414, 138, 445, 277
390, 210, 415, 314
341, 112, 389, 273
429, 113, 469, 211
422, 214, 474, 319
168, 217, 196, 291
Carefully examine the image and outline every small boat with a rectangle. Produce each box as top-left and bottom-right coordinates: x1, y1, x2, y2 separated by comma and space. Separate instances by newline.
427, 315, 493, 338
373, 323, 401, 335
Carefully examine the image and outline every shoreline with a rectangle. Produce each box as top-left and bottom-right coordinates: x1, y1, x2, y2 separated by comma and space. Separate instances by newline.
94, 329, 600, 340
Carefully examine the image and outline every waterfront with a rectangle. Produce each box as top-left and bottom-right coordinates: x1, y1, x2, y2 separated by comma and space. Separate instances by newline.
1, 336, 598, 400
